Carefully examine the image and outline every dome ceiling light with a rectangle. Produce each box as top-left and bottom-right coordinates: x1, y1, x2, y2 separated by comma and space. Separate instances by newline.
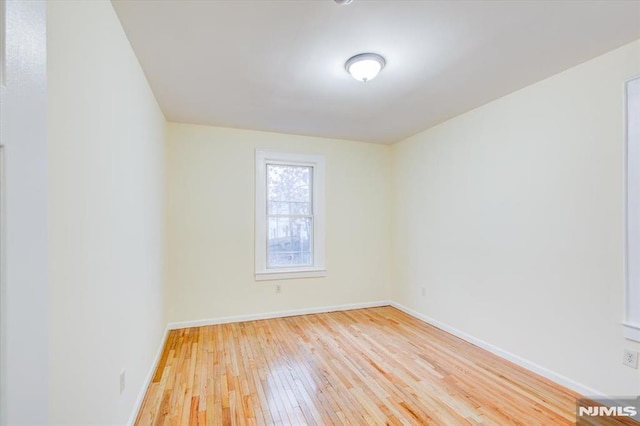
345, 53, 386, 83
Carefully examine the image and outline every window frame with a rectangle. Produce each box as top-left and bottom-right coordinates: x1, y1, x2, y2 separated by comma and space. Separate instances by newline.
255, 150, 326, 281
624, 76, 640, 342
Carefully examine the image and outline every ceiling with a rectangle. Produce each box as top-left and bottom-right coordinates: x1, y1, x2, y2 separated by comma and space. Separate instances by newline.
112, 0, 640, 144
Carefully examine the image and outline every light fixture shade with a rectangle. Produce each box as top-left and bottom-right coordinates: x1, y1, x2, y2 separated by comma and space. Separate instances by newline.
345, 53, 385, 82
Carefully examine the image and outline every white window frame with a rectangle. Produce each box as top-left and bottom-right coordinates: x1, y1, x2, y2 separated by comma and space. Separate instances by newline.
624, 76, 640, 342
255, 150, 326, 281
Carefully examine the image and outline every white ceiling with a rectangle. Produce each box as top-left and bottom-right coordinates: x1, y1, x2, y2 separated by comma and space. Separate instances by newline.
112, 0, 640, 144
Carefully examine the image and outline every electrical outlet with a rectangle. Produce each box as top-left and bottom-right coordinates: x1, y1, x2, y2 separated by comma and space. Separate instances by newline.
623, 349, 638, 369
421, 287, 426, 297
120, 369, 126, 394
275, 284, 281, 294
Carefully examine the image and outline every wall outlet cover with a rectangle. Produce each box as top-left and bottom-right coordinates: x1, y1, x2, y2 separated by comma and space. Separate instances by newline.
623, 349, 638, 369
120, 369, 126, 394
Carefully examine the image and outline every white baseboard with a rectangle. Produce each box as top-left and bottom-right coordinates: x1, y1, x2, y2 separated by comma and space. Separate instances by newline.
127, 326, 169, 426
388, 301, 606, 399
167, 300, 390, 330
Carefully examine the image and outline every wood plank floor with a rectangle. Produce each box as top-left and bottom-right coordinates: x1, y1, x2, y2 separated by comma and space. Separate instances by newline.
135, 306, 584, 425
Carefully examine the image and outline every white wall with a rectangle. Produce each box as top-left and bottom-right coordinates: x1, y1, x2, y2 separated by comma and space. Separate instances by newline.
39, 3, 640, 421
391, 40, 640, 398
47, 1, 166, 423
0, 0, 49, 423
166, 123, 391, 323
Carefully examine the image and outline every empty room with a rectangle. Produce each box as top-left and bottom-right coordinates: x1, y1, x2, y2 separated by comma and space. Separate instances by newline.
2, 0, 640, 424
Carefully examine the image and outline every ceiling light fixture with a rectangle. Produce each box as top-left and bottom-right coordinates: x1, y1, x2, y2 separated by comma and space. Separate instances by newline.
345, 53, 385, 83
334, 0, 353, 4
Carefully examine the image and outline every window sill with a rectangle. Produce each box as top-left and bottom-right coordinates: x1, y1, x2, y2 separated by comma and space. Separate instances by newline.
622, 322, 640, 342
255, 268, 326, 281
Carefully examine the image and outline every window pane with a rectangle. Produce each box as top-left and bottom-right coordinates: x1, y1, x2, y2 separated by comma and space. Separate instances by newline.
267, 217, 312, 268
267, 164, 312, 215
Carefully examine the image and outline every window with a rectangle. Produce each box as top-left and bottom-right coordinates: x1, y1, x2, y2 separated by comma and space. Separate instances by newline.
624, 76, 640, 342
255, 151, 325, 280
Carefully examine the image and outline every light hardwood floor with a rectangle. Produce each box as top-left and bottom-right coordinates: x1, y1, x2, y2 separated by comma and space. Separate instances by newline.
135, 306, 591, 425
